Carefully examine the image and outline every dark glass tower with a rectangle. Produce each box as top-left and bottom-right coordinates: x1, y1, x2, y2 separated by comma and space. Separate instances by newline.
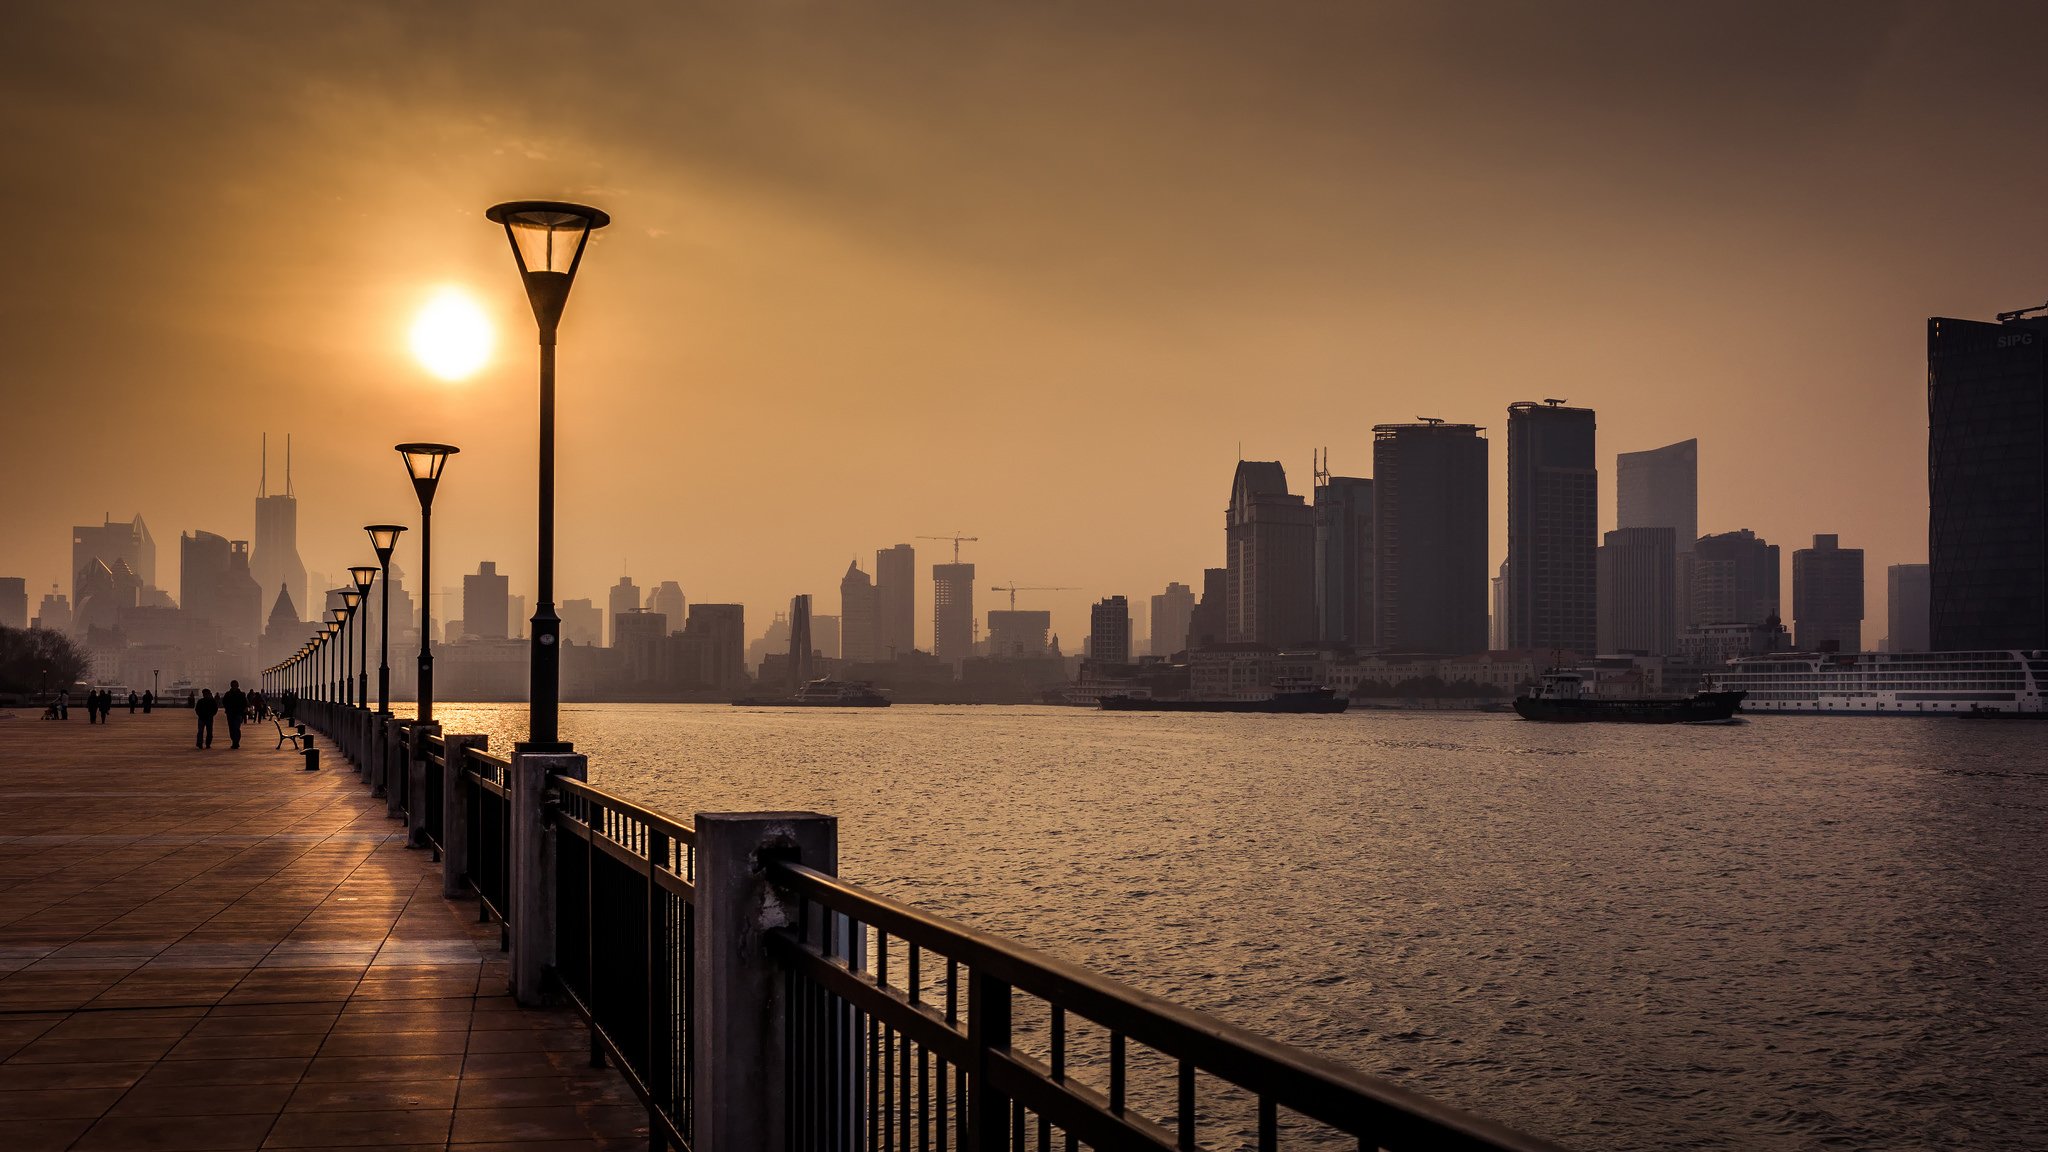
1506, 401, 1598, 655
1928, 315, 2048, 651
1372, 422, 1489, 655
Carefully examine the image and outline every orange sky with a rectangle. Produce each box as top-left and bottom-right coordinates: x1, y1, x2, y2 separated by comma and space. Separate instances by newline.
7, 2, 2048, 647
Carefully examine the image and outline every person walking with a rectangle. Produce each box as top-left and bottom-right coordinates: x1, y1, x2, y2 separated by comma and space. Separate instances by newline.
127, 691, 138, 714
142, 689, 154, 714
195, 689, 218, 749
222, 681, 247, 750
86, 691, 100, 724
56, 690, 68, 720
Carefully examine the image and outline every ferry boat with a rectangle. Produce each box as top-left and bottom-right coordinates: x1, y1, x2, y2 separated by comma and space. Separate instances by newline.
732, 678, 891, 708
1513, 671, 1744, 723
1708, 650, 2048, 715
1098, 678, 1348, 714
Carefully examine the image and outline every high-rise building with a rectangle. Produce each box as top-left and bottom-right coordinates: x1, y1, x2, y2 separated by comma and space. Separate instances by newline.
876, 544, 916, 657
1490, 560, 1508, 650
1373, 422, 1489, 654
650, 581, 686, 630
1505, 401, 1597, 655
1928, 314, 2048, 650
1224, 461, 1316, 647
1186, 568, 1227, 652
33, 590, 72, 634
561, 598, 603, 646
251, 434, 307, 623
260, 584, 302, 667
1792, 534, 1864, 653
933, 562, 975, 666
839, 561, 880, 663
1313, 472, 1374, 647
1886, 564, 1931, 653
463, 562, 510, 641
788, 594, 815, 688
614, 609, 667, 684
677, 604, 746, 690
1597, 527, 1677, 655
1691, 529, 1780, 627
986, 610, 1052, 658
812, 614, 841, 660
0, 577, 25, 630
1149, 582, 1195, 660
1089, 596, 1131, 666
180, 531, 262, 648
73, 515, 155, 605
1617, 437, 1699, 632
607, 577, 642, 646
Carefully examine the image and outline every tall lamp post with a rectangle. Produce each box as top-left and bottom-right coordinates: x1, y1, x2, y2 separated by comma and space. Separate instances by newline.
365, 526, 406, 714
327, 610, 346, 703
396, 444, 458, 723
337, 595, 362, 706
486, 199, 610, 753
350, 566, 377, 712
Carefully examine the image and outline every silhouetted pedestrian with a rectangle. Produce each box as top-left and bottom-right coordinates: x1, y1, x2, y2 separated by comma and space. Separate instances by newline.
142, 690, 154, 714
222, 681, 247, 749
195, 689, 218, 748
128, 691, 138, 714
56, 691, 68, 720
249, 690, 266, 721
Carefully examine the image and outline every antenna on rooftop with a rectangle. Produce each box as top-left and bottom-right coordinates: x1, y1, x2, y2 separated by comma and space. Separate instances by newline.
1417, 416, 1444, 425
1544, 397, 1567, 407
285, 434, 294, 498
1996, 300, 2048, 323
260, 433, 268, 497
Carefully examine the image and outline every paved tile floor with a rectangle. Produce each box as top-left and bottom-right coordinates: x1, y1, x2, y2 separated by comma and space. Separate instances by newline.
0, 708, 648, 1150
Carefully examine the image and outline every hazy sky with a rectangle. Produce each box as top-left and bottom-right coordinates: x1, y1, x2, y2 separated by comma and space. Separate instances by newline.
7, 1, 2048, 646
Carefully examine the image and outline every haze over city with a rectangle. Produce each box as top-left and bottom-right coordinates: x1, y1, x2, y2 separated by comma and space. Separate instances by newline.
9, 2, 2048, 638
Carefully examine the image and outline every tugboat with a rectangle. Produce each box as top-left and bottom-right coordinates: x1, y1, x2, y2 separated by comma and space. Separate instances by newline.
1099, 678, 1349, 714
733, 678, 891, 707
1512, 670, 1744, 723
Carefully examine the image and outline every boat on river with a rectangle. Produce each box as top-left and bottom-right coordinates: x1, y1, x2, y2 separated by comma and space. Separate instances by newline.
1099, 679, 1349, 714
732, 678, 891, 707
1513, 671, 1744, 723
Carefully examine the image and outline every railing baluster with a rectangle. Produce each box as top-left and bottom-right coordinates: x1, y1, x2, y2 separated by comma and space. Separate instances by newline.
1177, 1058, 1195, 1149
1109, 1031, 1126, 1115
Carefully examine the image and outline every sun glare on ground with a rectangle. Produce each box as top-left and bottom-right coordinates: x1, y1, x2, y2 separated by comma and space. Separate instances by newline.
410, 288, 493, 380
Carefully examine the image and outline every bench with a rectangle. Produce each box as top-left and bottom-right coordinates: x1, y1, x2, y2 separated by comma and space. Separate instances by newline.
274, 717, 309, 750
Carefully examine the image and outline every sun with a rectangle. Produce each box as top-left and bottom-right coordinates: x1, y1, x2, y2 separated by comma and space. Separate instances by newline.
409, 288, 493, 381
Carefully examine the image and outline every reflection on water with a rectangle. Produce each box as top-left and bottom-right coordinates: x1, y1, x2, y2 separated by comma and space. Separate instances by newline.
437, 703, 2048, 1151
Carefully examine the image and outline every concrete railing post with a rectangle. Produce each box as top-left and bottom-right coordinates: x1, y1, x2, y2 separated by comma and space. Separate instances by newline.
386, 720, 410, 818
693, 811, 838, 1152
510, 750, 586, 1006
440, 734, 483, 896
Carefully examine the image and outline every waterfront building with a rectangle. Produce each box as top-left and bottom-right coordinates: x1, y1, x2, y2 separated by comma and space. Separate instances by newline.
1150, 582, 1195, 660
813, 614, 841, 661
1928, 313, 2048, 650
839, 561, 880, 663
1690, 529, 1779, 627
876, 544, 916, 657
0, 577, 25, 630
561, 598, 603, 647
788, 594, 814, 689
986, 609, 1052, 659
1489, 560, 1508, 651
1090, 596, 1132, 666
1506, 400, 1597, 654
251, 435, 307, 624
1597, 527, 1677, 655
676, 603, 746, 690
463, 561, 510, 641
614, 608, 668, 684
1373, 422, 1489, 655
1617, 437, 1698, 633
33, 590, 72, 634
1313, 472, 1375, 647
1712, 650, 2044, 714
1792, 534, 1864, 653
1224, 460, 1315, 647
259, 584, 301, 668
1679, 619, 1787, 670
607, 577, 641, 646
72, 514, 155, 606
1886, 564, 1931, 653
933, 562, 975, 667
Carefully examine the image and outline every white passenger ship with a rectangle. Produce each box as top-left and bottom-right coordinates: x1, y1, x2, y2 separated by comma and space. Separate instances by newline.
1709, 650, 2047, 715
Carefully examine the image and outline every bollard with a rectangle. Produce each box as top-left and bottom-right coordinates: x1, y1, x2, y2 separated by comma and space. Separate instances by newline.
301, 744, 320, 771
509, 750, 586, 1005
692, 811, 838, 1152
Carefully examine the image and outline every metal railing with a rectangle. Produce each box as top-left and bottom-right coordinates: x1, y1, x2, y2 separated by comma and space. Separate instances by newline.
461, 745, 513, 936
768, 861, 1565, 1152
553, 777, 697, 1151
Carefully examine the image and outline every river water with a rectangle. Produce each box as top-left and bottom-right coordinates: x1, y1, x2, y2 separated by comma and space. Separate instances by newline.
435, 703, 2046, 1151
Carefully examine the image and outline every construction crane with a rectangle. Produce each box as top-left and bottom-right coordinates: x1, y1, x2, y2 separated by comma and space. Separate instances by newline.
917, 533, 979, 563
989, 584, 1076, 611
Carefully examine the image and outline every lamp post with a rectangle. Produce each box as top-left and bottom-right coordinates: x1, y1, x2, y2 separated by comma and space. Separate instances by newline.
486, 199, 610, 754
328, 609, 346, 703
350, 565, 377, 712
338, 595, 362, 707
396, 444, 458, 723
365, 526, 406, 715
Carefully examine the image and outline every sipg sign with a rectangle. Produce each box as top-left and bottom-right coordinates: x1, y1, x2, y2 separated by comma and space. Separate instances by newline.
1997, 332, 2036, 349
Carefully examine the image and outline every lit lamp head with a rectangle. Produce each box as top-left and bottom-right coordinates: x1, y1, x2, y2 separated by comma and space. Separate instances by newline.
396, 443, 459, 509
349, 566, 378, 597
485, 201, 610, 336
364, 524, 406, 565
339, 589, 363, 614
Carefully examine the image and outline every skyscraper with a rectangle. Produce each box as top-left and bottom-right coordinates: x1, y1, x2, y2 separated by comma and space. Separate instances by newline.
1617, 437, 1699, 631
1313, 471, 1374, 647
839, 561, 880, 663
1186, 567, 1227, 651
607, 577, 642, 646
180, 531, 262, 647
788, 594, 814, 688
1089, 596, 1131, 665
680, 604, 746, 690
463, 561, 510, 641
986, 610, 1051, 658
1792, 534, 1864, 652
73, 515, 154, 605
1224, 461, 1316, 647
1149, 582, 1195, 660
0, 577, 25, 630
650, 581, 686, 631
1373, 422, 1489, 655
561, 598, 603, 646
1691, 530, 1779, 627
1506, 401, 1597, 655
876, 544, 916, 657
1597, 527, 1677, 655
932, 562, 975, 666
260, 584, 302, 667
1886, 564, 1931, 653
812, 615, 841, 660
1928, 314, 2048, 650
252, 434, 307, 624
33, 590, 72, 635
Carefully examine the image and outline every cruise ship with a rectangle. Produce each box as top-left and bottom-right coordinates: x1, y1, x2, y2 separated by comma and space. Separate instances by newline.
1709, 650, 2048, 715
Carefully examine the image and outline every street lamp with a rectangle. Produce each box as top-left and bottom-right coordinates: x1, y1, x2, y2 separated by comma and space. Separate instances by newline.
350, 565, 377, 712
396, 443, 458, 722
486, 199, 610, 754
327, 609, 346, 703
365, 525, 406, 715
338, 594, 362, 707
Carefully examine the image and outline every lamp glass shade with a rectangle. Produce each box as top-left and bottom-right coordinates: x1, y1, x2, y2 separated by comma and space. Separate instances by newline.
492, 205, 606, 275
365, 524, 407, 560
396, 443, 459, 483
349, 565, 378, 593
339, 590, 362, 611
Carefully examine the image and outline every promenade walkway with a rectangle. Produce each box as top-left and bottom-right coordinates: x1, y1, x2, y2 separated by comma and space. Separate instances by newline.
0, 709, 645, 1151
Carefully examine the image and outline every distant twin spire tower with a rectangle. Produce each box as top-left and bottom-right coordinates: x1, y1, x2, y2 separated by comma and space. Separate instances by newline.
252, 433, 308, 623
